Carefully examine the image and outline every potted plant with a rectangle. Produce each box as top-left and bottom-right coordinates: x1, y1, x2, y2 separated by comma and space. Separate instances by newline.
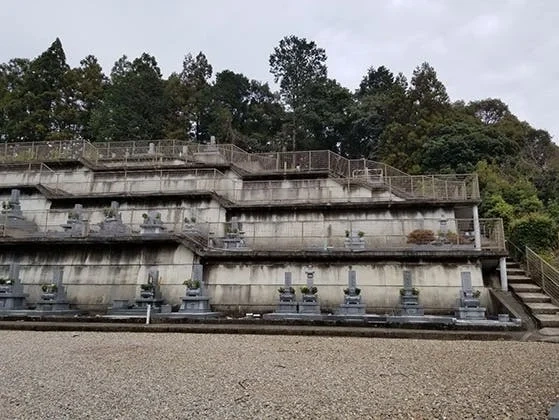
300, 286, 318, 295
183, 278, 201, 296
343, 287, 361, 295
345, 230, 350, 238
140, 282, 154, 298
358, 231, 365, 238
103, 207, 118, 219
406, 229, 435, 245
472, 290, 481, 298
41, 283, 58, 294
399, 287, 419, 296
278, 286, 295, 294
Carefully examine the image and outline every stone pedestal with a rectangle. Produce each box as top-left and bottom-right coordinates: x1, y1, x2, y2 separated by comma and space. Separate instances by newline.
35, 267, 74, 312
140, 212, 165, 234
398, 271, 424, 316
0, 263, 27, 311
275, 273, 297, 313
61, 204, 88, 237
339, 270, 365, 315
344, 232, 365, 250
1, 189, 38, 233
455, 272, 486, 320
298, 299, 320, 314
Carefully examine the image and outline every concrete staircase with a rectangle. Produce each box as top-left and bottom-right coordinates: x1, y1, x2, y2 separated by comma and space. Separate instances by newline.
504, 260, 559, 328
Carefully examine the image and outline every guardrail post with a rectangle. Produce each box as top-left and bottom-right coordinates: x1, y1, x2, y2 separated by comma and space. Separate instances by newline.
499, 257, 508, 291
473, 206, 481, 250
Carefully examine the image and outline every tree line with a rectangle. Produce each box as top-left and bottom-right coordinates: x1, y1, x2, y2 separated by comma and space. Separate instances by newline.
1, 36, 559, 256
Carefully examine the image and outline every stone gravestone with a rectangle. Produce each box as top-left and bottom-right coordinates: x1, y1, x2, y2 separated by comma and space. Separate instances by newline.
0, 189, 38, 233
398, 271, 424, 316
140, 211, 165, 234
180, 264, 213, 313
298, 266, 320, 314
99, 201, 129, 235
339, 269, 366, 315
344, 231, 365, 250
223, 217, 246, 249
0, 263, 28, 311
36, 267, 72, 311
134, 267, 164, 312
455, 271, 486, 320
61, 204, 88, 237
276, 272, 297, 313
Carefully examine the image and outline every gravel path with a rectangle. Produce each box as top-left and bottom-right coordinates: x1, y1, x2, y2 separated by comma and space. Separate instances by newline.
1, 332, 558, 419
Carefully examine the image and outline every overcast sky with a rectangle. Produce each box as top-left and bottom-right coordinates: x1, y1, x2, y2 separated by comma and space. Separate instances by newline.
1, 0, 557, 139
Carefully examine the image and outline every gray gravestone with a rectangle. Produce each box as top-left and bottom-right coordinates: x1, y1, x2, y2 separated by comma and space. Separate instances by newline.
180, 264, 215, 314
224, 217, 246, 249
339, 268, 365, 315
276, 271, 297, 313
455, 271, 486, 320
134, 267, 164, 310
344, 231, 365, 250
98, 201, 128, 235
0, 262, 27, 311
398, 271, 424, 316
140, 211, 165, 234
36, 266, 72, 312
299, 266, 320, 314
61, 204, 88, 236
1, 189, 37, 233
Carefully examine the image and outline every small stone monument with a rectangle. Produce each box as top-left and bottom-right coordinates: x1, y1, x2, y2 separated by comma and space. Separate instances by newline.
339, 268, 365, 315
140, 211, 165, 234
344, 231, 365, 250
298, 265, 320, 314
1, 189, 38, 233
99, 201, 129, 235
455, 272, 486, 320
135, 267, 164, 310
36, 267, 72, 312
223, 217, 246, 249
61, 204, 88, 236
180, 264, 213, 313
0, 263, 27, 311
398, 271, 424, 316
276, 272, 297, 313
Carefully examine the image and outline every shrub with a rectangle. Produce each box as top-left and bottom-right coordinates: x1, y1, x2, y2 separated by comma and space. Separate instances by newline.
343, 287, 361, 295
300, 286, 317, 295
407, 229, 435, 244
183, 279, 200, 289
278, 286, 295, 294
509, 213, 557, 253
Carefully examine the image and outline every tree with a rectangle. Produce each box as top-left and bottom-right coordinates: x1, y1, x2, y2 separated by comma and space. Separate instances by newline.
467, 98, 510, 125
409, 62, 449, 114
91, 53, 167, 141
165, 52, 213, 142
269, 35, 327, 150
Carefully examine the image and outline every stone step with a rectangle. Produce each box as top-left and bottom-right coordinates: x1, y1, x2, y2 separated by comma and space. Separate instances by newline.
525, 302, 559, 314
516, 293, 552, 303
507, 274, 533, 283
506, 261, 521, 268
501, 267, 526, 274
534, 314, 559, 328
509, 283, 542, 293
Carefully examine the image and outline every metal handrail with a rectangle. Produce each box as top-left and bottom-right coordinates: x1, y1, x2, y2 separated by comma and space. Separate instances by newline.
525, 246, 559, 304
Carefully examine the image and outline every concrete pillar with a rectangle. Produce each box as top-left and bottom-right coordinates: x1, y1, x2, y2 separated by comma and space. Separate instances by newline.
473, 205, 481, 250
499, 256, 508, 291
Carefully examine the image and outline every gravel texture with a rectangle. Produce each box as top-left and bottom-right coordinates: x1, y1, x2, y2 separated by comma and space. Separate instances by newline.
1, 331, 558, 419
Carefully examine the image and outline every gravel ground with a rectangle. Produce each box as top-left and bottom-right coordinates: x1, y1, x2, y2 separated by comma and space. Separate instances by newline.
1, 332, 558, 419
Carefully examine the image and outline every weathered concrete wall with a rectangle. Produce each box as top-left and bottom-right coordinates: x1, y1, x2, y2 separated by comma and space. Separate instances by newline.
206, 261, 486, 315
0, 243, 196, 310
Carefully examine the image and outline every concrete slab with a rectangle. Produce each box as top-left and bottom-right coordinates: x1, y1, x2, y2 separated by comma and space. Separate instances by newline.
509, 283, 541, 293
526, 302, 559, 314
534, 314, 559, 328
516, 293, 552, 303
538, 328, 559, 336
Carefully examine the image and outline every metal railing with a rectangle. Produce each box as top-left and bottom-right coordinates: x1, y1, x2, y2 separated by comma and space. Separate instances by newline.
0, 139, 481, 201
0, 208, 506, 252
525, 247, 559, 304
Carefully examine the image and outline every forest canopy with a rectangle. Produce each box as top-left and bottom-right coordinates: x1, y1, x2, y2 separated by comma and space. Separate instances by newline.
1, 36, 558, 255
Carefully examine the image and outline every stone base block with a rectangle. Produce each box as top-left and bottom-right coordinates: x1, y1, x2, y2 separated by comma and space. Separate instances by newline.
338, 303, 366, 315
298, 301, 320, 314
399, 305, 424, 316
35, 300, 71, 311
0, 295, 27, 310
276, 301, 298, 313
180, 296, 211, 313
456, 306, 486, 320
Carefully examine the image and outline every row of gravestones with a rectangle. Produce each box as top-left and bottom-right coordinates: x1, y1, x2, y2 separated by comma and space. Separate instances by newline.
0, 264, 72, 312
274, 268, 487, 319
1, 261, 486, 319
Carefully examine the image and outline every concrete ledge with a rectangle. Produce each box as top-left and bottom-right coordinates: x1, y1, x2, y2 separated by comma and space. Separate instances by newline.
0, 320, 527, 341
